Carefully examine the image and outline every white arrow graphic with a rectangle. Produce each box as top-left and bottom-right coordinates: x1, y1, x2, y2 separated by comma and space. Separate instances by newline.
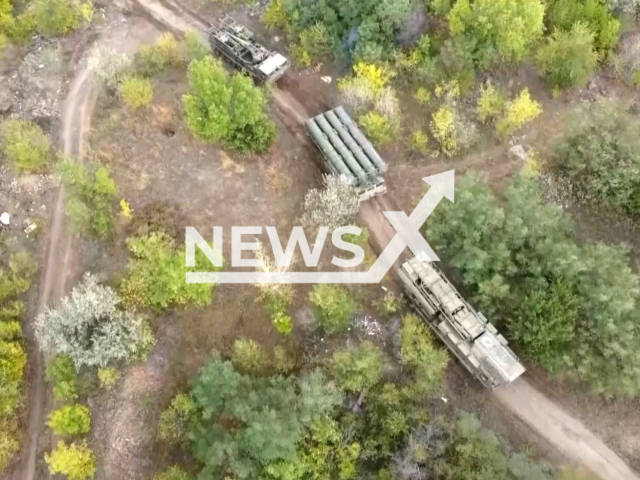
186, 170, 455, 284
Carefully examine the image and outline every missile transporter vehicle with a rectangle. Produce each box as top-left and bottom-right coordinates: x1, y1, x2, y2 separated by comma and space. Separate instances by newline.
398, 256, 526, 389
209, 16, 290, 83
306, 106, 388, 201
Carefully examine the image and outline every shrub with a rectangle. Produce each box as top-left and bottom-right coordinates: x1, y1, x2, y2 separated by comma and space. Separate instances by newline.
273, 346, 295, 373
263, 0, 288, 30
47, 405, 91, 437
414, 87, 431, 106
120, 232, 219, 310
154, 466, 193, 480
182, 31, 208, 62
477, 83, 506, 122
611, 33, 640, 85
0, 33, 6, 50
30, 0, 81, 36
1, 119, 51, 172
136, 33, 181, 76
400, 314, 448, 393
330, 341, 383, 392
553, 101, 640, 217
45, 441, 96, 480
57, 159, 117, 238
449, 0, 545, 65
89, 48, 133, 91
231, 338, 270, 375
97, 368, 120, 389
0, 423, 19, 473
272, 311, 293, 335
46, 355, 77, 401
409, 129, 429, 155
158, 393, 196, 445
35, 274, 153, 369
378, 292, 401, 318
119, 76, 153, 109
0, 340, 26, 420
536, 23, 599, 89
339, 63, 394, 113
495, 88, 542, 137
358, 111, 395, 146
309, 284, 357, 334
301, 174, 360, 231
430, 106, 457, 157
0, 252, 38, 303
292, 23, 332, 67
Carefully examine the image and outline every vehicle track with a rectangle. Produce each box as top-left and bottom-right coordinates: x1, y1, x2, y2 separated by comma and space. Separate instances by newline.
44, 2, 637, 479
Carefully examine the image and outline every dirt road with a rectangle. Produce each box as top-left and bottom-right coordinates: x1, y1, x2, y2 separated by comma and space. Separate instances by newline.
23, 1, 635, 480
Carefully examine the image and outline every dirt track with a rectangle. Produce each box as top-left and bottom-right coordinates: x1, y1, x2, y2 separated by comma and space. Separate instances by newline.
14, 1, 639, 479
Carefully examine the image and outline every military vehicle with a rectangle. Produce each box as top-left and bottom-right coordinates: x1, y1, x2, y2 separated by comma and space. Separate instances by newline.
398, 256, 526, 389
208, 16, 290, 83
306, 106, 388, 201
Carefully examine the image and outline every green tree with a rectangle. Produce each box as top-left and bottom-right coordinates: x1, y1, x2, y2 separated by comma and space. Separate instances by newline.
46, 355, 77, 401
47, 405, 91, 437
1, 119, 51, 172
330, 341, 383, 393
30, 0, 81, 36
45, 441, 96, 480
120, 232, 219, 311
57, 159, 117, 238
189, 357, 341, 479
309, 285, 358, 334
449, 0, 545, 65
158, 393, 196, 445
231, 338, 270, 375
536, 22, 599, 89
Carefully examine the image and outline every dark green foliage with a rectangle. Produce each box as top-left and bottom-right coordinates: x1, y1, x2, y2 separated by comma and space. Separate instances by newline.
536, 22, 599, 89
183, 56, 275, 153
546, 0, 620, 55
427, 174, 640, 395
329, 341, 383, 393
58, 159, 117, 238
189, 357, 341, 479
120, 232, 219, 311
553, 101, 640, 217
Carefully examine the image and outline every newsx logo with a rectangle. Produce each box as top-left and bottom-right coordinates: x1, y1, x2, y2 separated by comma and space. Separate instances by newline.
185, 171, 454, 284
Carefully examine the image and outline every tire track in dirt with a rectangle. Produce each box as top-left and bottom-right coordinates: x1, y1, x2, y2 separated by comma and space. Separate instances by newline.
78, 2, 640, 480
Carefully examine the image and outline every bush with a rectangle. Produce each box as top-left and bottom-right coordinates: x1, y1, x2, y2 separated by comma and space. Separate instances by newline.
553, 101, 640, 217
183, 56, 275, 153
536, 23, 599, 89
263, 0, 288, 30
309, 284, 357, 334
1, 119, 51, 172
231, 338, 270, 375
495, 88, 542, 137
30, 0, 81, 36
339, 63, 394, 113
330, 341, 383, 392
301, 174, 360, 231
546, 0, 620, 56
36, 274, 153, 369
0, 423, 19, 473
414, 87, 431, 106
0, 252, 38, 303
449, 0, 545, 65
292, 23, 332, 67
154, 466, 193, 480
409, 129, 429, 155
46, 355, 77, 401
158, 393, 196, 445
182, 31, 208, 62
45, 441, 96, 480
477, 83, 506, 122
119, 76, 153, 109
358, 111, 396, 146
57, 159, 117, 238
47, 405, 91, 437
430, 106, 457, 157
97, 368, 120, 390
120, 232, 219, 310
89, 48, 133, 91
136, 33, 181, 76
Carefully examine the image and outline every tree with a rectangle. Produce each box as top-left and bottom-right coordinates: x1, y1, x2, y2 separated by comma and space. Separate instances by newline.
30, 0, 81, 36
189, 357, 341, 479
46, 355, 77, 401
536, 23, 599, 89
449, 0, 545, 65
1, 119, 51, 172
120, 232, 218, 310
119, 76, 153, 109
45, 441, 96, 480
158, 394, 196, 445
57, 159, 117, 238
35, 274, 153, 369
231, 338, 270, 375
309, 285, 358, 334
47, 405, 91, 437
553, 101, 640, 217
301, 175, 360, 232
183, 56, 275, 153
330, 341, 383, 393
400, 315, 448, 394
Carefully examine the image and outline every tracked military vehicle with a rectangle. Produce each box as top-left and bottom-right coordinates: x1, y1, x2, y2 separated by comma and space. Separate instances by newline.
209, 16, 290, 83
306, 106, 388, 201
398, 256, 525, 389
